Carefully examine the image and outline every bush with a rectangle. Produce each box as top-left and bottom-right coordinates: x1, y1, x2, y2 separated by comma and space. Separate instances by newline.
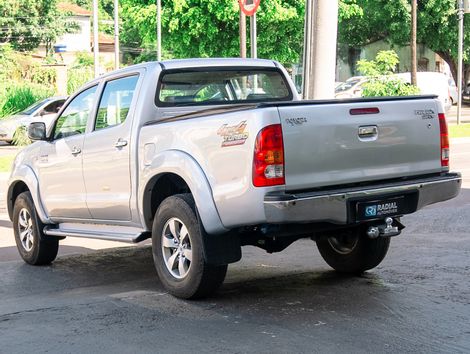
0, 82, 54, 118
67, 66, 94, 94
12, 126, 32, 146
357, 50, 420, 97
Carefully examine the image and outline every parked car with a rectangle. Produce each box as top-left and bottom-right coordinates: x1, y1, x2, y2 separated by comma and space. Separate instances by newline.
448, 77, 458, 105
0, 96, 67, 143
395, 72, 452, 112
461, 83, 470, 105
335, 76, 368, 98
7, 59, 461, 299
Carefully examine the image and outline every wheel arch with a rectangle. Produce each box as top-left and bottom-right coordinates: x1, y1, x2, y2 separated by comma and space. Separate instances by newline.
7, 165, 51, 224
139, 150, 228, 235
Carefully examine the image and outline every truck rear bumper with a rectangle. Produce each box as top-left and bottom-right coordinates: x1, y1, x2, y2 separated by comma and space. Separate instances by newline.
264, 173, 462, 224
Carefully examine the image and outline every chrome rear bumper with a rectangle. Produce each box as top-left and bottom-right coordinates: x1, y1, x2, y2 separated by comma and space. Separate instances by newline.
264, 173, 462, 224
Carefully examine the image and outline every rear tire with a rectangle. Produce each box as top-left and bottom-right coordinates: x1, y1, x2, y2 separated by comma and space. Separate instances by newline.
316, 226, 390, 273
13, 192, 59, 265
152, 194, 227, 299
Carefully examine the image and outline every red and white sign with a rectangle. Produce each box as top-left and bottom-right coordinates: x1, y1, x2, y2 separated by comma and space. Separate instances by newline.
239, 0, 260, 16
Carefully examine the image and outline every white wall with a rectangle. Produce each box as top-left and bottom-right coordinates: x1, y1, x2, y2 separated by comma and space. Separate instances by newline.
56, 16, 91, 53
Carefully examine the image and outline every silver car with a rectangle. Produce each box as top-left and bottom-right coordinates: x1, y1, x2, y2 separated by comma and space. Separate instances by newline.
0, 96, 66, 143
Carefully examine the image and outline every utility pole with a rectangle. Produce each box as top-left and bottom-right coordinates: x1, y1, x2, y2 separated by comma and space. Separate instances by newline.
93, 0, 99, 78
156, 0, 162, 61
240, 10, 246, 58
114, 0, 119, 70
303, 0, 339, 99
411, 0, 417, 86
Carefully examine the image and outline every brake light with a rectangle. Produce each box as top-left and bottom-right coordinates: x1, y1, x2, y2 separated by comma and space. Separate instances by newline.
253, 124, 285, 187
438, 113, 449, 167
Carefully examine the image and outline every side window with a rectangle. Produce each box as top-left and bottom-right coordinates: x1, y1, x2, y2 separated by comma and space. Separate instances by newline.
54, 86, 97, 140
95, 75, 139, 131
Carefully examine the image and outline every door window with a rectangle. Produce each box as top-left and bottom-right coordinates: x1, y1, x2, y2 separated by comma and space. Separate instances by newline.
95, 75, 139, 131
54, 86, 97, 140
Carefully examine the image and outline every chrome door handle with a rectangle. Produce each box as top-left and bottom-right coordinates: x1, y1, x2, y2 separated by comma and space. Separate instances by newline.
71, 146, 81, 155
115, 139, 128, 148
358, 125, 378, 141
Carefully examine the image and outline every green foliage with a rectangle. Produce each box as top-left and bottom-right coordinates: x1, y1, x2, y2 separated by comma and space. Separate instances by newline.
12, 126, 32, 147
0, 83, 54, 118
0, 155, 16, 173
67, 53, 94, 94
338, 0, 470, 84
357, 50, 419, 97
120, 0, 305, 66
67, 67, 94, 94
357, 50, 400, 76
0, 0, 76, 54
449, 123, 470, 138
339, 0, 411, 48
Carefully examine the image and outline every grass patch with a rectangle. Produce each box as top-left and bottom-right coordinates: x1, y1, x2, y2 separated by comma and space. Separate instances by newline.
449, 123, 470, 138
0, 155, 15, 173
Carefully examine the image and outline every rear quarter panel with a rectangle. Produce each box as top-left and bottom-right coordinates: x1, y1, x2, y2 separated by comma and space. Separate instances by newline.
139, 107, 282, 229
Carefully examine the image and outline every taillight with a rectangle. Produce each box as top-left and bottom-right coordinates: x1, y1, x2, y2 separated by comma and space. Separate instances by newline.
253, 124, 285, 187
438, 113, 449, 168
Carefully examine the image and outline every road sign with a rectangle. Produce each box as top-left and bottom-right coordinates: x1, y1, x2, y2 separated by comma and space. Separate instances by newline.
239, 0, 260, 16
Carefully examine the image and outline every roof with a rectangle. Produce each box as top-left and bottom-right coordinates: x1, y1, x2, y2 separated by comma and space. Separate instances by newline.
99, 33, 114, 44
57, 2, 92, 17
160, 58, 277, 70
87, 58, 279, 84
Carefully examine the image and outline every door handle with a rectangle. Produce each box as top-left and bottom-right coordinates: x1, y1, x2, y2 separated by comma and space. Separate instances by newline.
71, 146, 81, 155
358, 125, 378, 141
115, 139, 128, 148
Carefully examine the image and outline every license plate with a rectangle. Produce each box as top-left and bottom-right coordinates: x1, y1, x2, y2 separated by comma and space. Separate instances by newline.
356, 196, 405, 221
464, 96, 470, 100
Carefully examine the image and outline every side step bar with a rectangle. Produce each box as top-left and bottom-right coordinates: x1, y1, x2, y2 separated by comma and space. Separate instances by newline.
43, 226, 151, 243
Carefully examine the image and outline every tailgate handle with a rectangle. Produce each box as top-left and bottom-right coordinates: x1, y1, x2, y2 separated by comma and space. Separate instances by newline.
358, 125, 378, 140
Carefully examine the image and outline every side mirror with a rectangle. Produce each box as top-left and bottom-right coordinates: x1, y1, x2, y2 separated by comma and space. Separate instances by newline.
28, 122, 47, 141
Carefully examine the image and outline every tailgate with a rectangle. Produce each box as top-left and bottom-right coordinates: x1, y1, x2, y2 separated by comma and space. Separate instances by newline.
277, 98, 443, 191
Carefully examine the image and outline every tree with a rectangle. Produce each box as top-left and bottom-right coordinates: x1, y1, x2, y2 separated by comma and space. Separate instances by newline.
119, 0, 305, 66
338, 0, 470, 85
0, 0, 74, 55
357, 50, 420, 97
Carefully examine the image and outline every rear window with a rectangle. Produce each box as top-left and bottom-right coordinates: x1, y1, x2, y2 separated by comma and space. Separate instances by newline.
156, 68, 292, 106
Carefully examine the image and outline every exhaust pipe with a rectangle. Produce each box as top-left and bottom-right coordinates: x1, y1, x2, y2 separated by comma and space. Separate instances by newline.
367, 217, 402, 239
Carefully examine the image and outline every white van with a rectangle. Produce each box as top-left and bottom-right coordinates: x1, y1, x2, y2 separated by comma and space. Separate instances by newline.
394, 72, 452, 112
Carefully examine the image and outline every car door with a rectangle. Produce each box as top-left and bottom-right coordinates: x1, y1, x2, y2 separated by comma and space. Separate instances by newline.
82, 75, 140, 221
37, 86, 98, 219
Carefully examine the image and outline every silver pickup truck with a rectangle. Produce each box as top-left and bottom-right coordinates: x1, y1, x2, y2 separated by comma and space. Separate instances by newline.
7, 59, 461, 299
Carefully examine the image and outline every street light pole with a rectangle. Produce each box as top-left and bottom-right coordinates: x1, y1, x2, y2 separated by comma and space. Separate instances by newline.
411, 0, 417, 86
157, 0, 162, 61
250, 13, 257, 58
457, 0, 464, 125
93, 0, 99, 78
114, 0, 119, 70
240, 10, 246, 58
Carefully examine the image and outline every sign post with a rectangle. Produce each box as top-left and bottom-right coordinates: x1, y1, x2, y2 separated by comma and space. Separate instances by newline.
238, 0, 260, 58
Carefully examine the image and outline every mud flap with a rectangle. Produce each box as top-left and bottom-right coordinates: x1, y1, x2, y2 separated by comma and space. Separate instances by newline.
202, 231, 241, 266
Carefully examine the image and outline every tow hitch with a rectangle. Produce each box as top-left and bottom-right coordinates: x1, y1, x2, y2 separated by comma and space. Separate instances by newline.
366, 217, 404, 239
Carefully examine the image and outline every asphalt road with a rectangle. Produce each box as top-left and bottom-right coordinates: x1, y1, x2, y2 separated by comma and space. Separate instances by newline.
0, 140, 469, 353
